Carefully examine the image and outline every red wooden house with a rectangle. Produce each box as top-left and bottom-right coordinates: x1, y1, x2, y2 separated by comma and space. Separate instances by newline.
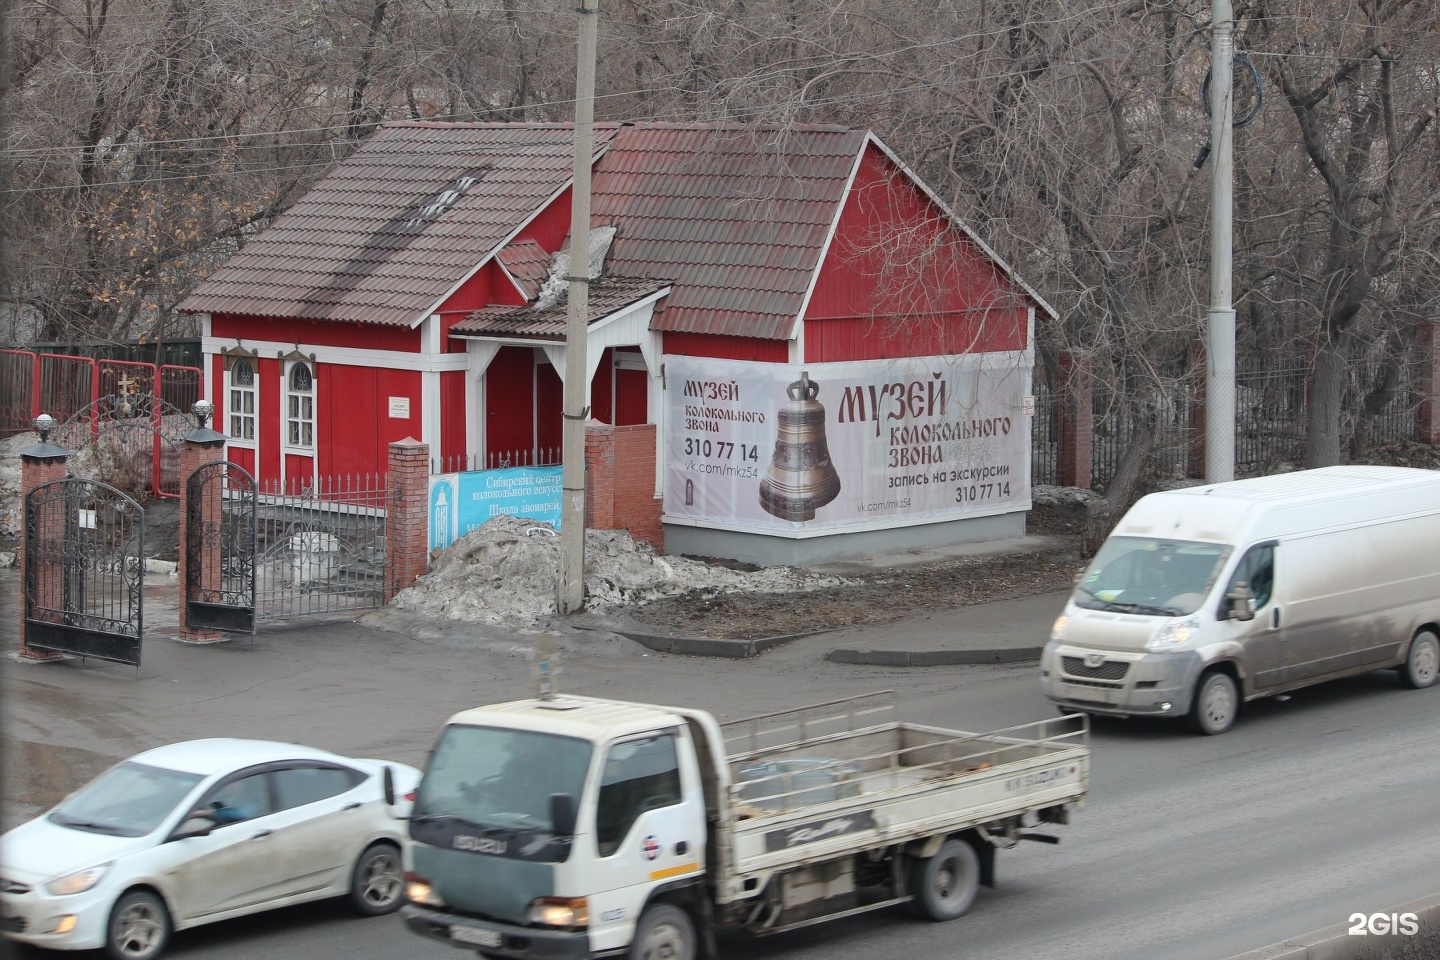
179, 121, 1055, 563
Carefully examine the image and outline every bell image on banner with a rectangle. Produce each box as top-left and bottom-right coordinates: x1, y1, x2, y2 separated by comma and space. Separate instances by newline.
759, 371, 841, 521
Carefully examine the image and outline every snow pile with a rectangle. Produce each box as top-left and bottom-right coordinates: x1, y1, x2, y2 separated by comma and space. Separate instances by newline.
390, 514, 851, 626
1031, 484, 1104, 508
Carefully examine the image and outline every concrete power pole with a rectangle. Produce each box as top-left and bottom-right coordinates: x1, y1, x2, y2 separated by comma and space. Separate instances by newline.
557, 0, 598, 615
1206, 0, 1237, 483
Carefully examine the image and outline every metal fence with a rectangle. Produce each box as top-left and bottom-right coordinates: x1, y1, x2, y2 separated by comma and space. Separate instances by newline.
432, 446, 562, 474
248, 473, 391, 621
1, 347, 202, 438
1032, 350, 1421, 489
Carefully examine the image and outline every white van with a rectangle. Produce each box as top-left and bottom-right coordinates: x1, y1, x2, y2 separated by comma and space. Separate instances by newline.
1040, 466, 1440, 734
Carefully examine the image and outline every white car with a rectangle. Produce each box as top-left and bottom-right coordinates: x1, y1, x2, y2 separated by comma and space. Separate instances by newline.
0, 738, 421, 960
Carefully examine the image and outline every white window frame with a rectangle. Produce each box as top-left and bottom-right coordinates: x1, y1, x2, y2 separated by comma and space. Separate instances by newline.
225, 356, 258, 447
283, 359, 316, 452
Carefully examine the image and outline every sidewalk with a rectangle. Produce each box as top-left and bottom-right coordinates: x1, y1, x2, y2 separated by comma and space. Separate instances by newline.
588, 589, 1068, 664
579, 534, 1074, 664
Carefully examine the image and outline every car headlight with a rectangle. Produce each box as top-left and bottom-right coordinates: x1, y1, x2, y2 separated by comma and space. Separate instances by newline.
526, 897, 589, 929
1147, 614, 1201, 652
405, 872, 446, 908
46, 863, 110, 896
1050, 614, 1068, 643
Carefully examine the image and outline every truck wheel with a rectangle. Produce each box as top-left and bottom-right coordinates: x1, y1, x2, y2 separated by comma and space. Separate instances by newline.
1401, 630, 1439, 689
105, 890, 171, 960
1188, 671, 1238, 735
907, 838, 979, 921
628, 903, 694, 960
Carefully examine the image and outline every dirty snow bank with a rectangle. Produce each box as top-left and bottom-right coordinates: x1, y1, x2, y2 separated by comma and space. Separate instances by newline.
390, 515, 851, 626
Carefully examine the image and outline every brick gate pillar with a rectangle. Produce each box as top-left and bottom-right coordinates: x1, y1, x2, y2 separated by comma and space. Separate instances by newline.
1418, 321, 1440, 444
17, 415, 71, 661
585, 422, 662, 550
386, 439, 430, 603
1055, 353, 1093, 490
176, 402, 226, 643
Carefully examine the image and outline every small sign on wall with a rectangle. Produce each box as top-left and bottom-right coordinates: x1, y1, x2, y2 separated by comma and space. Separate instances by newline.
388, 396, 411, 419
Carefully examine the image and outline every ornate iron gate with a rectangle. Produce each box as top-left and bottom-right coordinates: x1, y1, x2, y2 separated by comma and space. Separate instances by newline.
183, 464, 391, 632
186, 461, 258, 633
24, 478, 145, 664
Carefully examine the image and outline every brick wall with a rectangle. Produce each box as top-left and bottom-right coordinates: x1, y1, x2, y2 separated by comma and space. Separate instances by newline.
586, 422, 663, 551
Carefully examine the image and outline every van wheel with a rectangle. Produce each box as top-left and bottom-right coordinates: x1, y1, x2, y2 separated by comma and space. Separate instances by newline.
906, 838, 980, 921
1401, 631, 1439, 689
628, 904, 694, 960
1188, 671, 1237, 735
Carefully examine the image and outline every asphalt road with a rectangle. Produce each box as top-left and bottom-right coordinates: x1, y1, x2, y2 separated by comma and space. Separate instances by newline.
5, 570, 1440, 960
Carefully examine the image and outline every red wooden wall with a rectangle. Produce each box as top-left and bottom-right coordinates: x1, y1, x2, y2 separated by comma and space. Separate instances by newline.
803, 144, 1028, 362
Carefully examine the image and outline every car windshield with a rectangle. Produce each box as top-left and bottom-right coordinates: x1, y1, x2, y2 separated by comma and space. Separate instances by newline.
412, 724, 591, 835
49, 761, 203, 838
1073, 537, 1230, 617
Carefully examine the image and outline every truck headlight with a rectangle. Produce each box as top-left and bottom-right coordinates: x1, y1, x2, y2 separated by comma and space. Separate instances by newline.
46, 863, 109, 896
526, 897, 589, 929
1050, 614, 1068, 642
405, 872, 446, 908
1147, 615, 1200, 652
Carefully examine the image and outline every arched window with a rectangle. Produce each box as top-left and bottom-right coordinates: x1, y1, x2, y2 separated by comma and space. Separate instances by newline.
227, 358, 256, 441
286, 362, 314, 448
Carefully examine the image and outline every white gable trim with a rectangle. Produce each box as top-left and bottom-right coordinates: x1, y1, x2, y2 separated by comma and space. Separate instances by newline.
786, 142, 866, 355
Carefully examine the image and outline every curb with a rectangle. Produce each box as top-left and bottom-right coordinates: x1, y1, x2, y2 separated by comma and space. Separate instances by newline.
616, 628, 820, 659
1223, 891, 1440, 960
825, 646, 1043, 666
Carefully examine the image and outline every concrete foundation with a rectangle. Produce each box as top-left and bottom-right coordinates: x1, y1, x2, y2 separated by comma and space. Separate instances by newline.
662, 509, 1027, 566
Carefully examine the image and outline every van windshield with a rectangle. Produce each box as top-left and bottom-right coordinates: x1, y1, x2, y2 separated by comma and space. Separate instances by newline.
1073, 537, 1229, 616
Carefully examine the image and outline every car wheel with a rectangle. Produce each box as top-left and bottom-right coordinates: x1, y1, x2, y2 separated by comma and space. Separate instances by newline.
349, 843, 404, 916
1401, 630, 1440, 690
627, 903, 695, 960
906, 838, 980, 921
105, 890, 171, 960
1188, 670, 1238, 735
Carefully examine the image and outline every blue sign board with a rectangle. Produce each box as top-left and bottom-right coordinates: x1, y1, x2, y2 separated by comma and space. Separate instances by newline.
429, 466, 564, 552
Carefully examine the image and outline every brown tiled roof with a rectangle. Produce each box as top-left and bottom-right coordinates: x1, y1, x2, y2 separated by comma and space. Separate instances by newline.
452, 276, 671, 341
496, 239, 551, 301
593, 123, 867, 341
179, 122, 622, 326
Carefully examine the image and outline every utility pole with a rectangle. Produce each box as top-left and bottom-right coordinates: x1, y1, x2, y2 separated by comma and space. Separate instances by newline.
557, 0, 598, 615
1206, 0, 1236, 483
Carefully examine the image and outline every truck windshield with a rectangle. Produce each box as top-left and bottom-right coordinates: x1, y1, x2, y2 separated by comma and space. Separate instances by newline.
1073, 537, 1229, 616
412, 724, 591, 839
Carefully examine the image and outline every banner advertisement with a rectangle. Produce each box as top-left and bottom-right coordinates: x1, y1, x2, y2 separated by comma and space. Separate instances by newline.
429, 465, 563, 552
664, 353, 1029, 536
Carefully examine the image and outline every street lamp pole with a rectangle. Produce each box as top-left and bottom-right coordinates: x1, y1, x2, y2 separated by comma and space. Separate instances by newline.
1206, 0, 1237, 483
557, 0, 598, 615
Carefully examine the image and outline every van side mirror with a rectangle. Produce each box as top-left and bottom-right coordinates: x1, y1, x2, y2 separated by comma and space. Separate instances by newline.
549, 793, 577, 837
1223, 581, 1256, 622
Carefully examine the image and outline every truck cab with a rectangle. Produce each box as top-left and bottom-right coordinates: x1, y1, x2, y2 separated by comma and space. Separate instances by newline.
403, 696, 725, 959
